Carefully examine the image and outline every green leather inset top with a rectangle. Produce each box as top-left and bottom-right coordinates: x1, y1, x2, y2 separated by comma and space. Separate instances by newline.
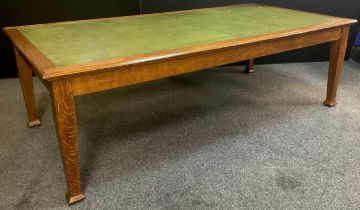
18, 4, 337, 67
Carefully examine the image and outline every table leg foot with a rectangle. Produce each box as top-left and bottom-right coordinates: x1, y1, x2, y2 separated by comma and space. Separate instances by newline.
323, 100, 336, 107
28, 119, 41, 128
66, 192, 85, 205
245, 69, 255, 74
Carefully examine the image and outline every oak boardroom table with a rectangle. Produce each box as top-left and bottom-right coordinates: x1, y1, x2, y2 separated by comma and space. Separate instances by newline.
3, 3, 357, 204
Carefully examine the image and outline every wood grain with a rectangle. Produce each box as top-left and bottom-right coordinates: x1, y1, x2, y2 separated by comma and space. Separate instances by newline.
324, 26, 350, 107
69, 27, 342, 96
15, 48, 41, 127
42, 21, 354, 80
3, 6, 355, 80
50, 80, 85, 204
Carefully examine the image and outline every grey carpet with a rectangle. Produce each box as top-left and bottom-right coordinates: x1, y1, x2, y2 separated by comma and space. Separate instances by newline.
1, 62, 360, 210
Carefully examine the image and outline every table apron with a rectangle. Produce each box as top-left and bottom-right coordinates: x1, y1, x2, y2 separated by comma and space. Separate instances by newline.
66, 26, 343, 96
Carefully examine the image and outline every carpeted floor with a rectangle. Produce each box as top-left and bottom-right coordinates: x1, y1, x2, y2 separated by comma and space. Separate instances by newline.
1, 62, 360, 210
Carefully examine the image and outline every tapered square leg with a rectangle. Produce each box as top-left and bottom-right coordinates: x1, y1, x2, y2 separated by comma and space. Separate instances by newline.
324, 26, 350, 107
245, 59, 255, 74
50, 80, 85, 204
15, 49, 41, 127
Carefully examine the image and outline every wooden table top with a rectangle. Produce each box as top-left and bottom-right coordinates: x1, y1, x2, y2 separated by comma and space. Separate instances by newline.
4, 4, 356, 80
